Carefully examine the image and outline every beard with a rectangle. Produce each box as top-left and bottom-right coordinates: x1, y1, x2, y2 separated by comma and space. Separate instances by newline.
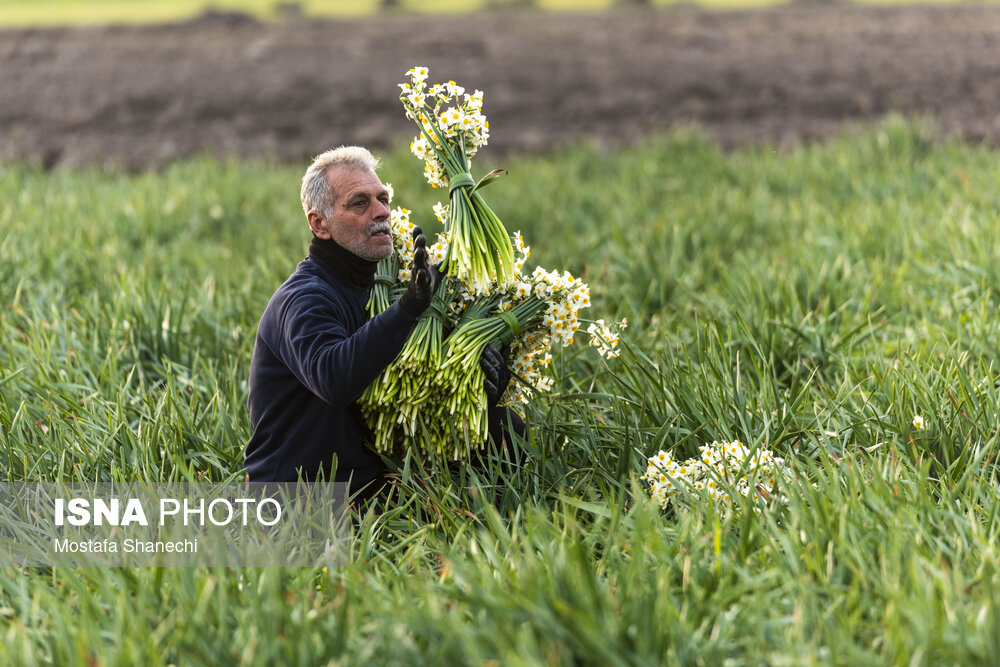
337, 219, 393, 262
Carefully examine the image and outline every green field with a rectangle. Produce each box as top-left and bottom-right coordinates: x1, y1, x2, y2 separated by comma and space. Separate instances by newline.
4, 116, 1000, 662
0, 0, 966, 27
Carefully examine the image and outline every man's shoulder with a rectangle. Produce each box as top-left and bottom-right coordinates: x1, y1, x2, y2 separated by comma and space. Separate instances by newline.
262, 258, 352, 320
274, 258, 347, 299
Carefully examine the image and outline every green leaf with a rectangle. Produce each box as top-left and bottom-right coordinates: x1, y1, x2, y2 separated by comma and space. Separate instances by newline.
473, 168, 508, 192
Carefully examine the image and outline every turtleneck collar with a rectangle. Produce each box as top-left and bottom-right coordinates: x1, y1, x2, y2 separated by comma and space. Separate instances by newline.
308, 236, 378, 289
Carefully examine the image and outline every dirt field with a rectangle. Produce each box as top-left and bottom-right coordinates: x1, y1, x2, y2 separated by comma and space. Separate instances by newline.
4, 4, 1000, 170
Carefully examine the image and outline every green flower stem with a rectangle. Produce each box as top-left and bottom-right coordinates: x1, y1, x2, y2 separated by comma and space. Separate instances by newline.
366, 256, 399, 316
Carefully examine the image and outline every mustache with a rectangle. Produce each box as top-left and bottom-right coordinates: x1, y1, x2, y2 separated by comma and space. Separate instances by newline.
367, 220, 391, 235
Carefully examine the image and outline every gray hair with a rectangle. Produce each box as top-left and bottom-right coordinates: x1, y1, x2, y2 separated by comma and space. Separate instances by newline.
300, 146, 381, 218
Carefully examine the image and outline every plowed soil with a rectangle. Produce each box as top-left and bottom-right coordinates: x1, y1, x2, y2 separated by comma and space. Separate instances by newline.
4, 4, 1000, 169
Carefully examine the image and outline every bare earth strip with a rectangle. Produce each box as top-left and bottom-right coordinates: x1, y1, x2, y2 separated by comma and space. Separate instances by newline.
3, 4, 1000, 169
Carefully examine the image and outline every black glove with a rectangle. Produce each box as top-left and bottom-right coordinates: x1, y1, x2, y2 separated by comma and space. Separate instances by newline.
481, 343, 512, 407
398, 226, 442, 316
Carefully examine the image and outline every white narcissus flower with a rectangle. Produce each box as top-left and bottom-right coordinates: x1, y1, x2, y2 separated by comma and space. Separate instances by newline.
913, 415, 925, 429
641, 441, 791, 514
587, 319, 624, 359
410, 136, 430, 161
407, 66, 429, 82
432, 202, 449, 224
428, 235, 448, 266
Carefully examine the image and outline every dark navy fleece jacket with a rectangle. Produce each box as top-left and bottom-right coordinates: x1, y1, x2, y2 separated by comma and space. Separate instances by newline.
245, 245, 418, 484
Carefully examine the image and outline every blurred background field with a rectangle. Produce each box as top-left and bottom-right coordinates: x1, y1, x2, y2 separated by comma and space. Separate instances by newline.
0, 0, 967, 27
6, 1, 1000, 172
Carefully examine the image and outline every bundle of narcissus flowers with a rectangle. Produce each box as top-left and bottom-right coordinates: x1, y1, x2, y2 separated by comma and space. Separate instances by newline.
358, 66, 618, 463
641, 440, 793, 514
400, 66, 514, 295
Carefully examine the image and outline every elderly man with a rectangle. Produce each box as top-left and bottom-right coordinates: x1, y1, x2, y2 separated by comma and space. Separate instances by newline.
245, 146, 520, 488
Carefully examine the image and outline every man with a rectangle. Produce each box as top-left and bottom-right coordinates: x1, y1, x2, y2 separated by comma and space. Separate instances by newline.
245, 146, 521, 489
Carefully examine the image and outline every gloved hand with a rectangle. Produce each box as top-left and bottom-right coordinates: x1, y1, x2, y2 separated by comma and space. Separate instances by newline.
481, 343, 512, 407
398, 226, 442, 316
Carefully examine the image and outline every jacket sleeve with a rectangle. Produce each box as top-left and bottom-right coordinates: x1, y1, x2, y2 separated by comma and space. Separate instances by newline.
272, 288, 418, 407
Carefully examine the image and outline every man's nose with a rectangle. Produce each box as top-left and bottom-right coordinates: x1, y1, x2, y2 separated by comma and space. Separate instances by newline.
374, 199, 391, 218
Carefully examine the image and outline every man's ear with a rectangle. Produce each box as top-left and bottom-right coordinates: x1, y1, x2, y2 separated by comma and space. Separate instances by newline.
307, 210, 332, 239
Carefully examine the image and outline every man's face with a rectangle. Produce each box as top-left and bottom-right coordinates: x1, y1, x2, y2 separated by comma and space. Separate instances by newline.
309, 165, 393, 261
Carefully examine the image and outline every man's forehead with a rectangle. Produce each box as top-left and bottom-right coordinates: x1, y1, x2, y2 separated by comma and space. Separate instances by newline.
327, 165, 386, 197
